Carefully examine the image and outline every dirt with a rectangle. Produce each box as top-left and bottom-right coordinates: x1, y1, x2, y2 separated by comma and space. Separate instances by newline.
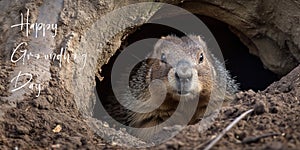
1, 0, 300, 149
1, 60, 299, 150
156, 65, 300, 150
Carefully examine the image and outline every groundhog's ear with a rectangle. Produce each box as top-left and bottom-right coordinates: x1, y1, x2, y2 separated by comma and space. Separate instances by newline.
197, 36, 202, 42
195, 35, 207, 50
154, 36, 180, 51
154, 37, 167, 51
194, 35, 204, 43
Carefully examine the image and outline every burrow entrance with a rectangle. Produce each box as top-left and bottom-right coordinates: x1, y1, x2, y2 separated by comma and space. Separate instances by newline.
94, 15, 279, 120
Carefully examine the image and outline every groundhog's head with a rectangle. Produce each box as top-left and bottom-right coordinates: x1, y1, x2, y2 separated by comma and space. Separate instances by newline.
147, 35, 215, 101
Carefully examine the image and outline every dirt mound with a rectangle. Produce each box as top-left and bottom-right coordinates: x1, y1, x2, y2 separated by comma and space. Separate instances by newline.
157, 65, 300, 150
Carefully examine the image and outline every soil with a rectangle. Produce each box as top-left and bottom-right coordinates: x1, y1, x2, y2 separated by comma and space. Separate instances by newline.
1, 61, 299, 149
0, 1, 300, 149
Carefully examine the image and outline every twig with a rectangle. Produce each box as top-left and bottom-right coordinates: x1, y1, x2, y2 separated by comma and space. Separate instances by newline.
204, 109, 254, 150
193, 136, 215, 150
242, 133, 280, 144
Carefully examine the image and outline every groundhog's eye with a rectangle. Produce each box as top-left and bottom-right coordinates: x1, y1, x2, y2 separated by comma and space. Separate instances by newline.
199, 53, 204, 63
161, 53, 167, 63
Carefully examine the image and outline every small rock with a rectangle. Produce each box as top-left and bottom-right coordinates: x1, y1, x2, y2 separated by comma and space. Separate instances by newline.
22, 134, 31, 142
277, 82, 292, 93
224, 108, 238, 117
111, 141, 117, 146
274, 89, 281, 94
52, 125, 62, 133
0, 85, 5, 91
47, 95, 54, 103
247, 89, 256, 96
32, 98, 50, 110
16, 125, 29, 135
103, 122, 109, 128
8, 100, 17, 107
51, 144, 61, 149
119, 128, 126, 132
234, 130, 246, 140
253, 101, 265, 115
269, 106, 278, 114
235, 91, 244, 99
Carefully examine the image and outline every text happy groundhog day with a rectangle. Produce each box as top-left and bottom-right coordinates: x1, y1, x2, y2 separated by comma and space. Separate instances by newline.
10, 9, 87, 97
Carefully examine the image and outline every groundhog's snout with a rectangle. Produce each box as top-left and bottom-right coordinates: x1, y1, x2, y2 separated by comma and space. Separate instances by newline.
175, 60, 194, 95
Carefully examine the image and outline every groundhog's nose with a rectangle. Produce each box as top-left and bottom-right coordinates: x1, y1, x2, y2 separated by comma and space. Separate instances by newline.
175, 60, 193, 82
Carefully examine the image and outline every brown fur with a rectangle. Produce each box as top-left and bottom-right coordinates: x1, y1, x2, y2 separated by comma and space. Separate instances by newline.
125, 35, 237, 139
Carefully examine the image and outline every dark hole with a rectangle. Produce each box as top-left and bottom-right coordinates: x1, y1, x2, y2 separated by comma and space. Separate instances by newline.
94, 24, 183, 123
196, 15, 279, 91
95, 15, 279, 121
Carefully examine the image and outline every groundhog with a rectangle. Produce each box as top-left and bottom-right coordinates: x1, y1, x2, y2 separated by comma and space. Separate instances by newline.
116, 35, 237, 139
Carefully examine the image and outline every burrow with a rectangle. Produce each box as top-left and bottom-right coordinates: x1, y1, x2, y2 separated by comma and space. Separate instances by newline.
87, 3, 299, 143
